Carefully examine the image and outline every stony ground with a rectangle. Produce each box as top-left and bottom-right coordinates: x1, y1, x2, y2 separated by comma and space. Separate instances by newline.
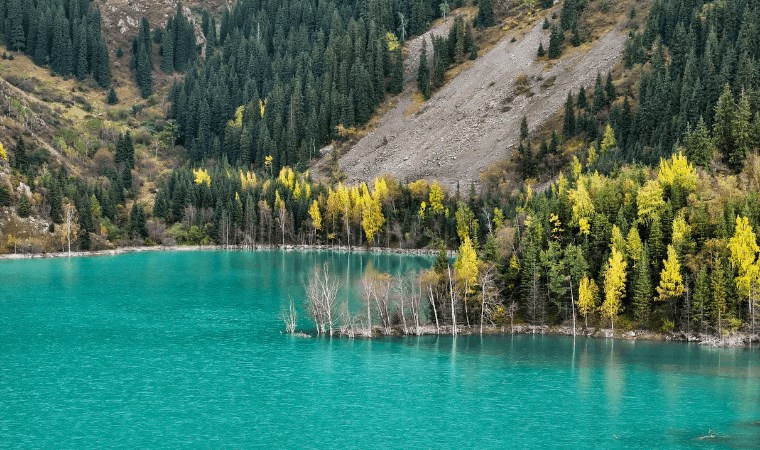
339, 15, 627, 188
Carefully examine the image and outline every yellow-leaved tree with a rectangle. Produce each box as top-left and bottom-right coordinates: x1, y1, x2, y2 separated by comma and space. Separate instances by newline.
361, 185, 385, 245
657, 151, 697, 192
569, 177, 594, 234
727, 216, 760, 334
610, 225, 626, 256
429, 181, 444, 215
657, 244, 685, 302
600, 124, 617, 152
578, 275, 599, 328
637, 180, 665, 222
627, 226, 643, 264
602, 248, 627, 332
454, 236, 479, 326
0, 141, 7, 161
193, 168, 211, 187
309, 199, 322, 231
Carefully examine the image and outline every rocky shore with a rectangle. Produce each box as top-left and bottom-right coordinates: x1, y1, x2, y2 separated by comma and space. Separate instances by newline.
0, 244, 455, 260
302, 323, 760, 348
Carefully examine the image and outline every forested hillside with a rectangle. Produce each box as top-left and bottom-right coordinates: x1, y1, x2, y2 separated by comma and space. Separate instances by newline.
1, 0, 111, 86
165, 0, 453, 168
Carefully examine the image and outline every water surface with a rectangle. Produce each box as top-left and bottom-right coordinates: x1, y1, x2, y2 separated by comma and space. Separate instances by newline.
1, 251, 758, 448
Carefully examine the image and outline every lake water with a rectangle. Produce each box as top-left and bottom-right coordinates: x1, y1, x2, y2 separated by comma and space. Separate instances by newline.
1, 250, 759, 448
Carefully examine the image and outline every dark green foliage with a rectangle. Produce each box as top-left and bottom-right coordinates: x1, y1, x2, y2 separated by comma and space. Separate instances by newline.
537, 42, 545, 57
418, 41, 431, 100
390, 48, 404, 94
577, 86, 587, 110
543, 18, 550, 30
476, 0, 495, 28
160, 4, 197, 74
129, 204, 148, 239
133, 18, 153, 98
3, 0, 110, 85
17, 194, 30, 218
106, 87, 119, 105
115, 132, 135, 168
0, 183, 11, 206
520, 116, 529, 141
685, 117, 713, 168
563, 93, 575, 136
548, 26, 563, 59
167, 0, 438, 168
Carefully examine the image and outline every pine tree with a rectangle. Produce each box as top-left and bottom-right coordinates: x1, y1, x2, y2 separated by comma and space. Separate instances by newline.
685, 117, 714, 168
729, 90, 751, 172
476, 0, 495, 28
548, 25, 563, 59
136, 38, 153, 98
417, 41, 431, 100
577, 86, 587, 109
633, 245, 652, 324
537, 42, 545, 57
107, 87, 118, 105
713, 84, 735, 168
563, 92, 575, 136
17, 194, 30, 218
520, 116, 529, 140
161, 19, 175, 73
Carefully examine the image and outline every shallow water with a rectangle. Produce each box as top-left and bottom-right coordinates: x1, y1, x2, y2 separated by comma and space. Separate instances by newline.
1, 251, 759, 448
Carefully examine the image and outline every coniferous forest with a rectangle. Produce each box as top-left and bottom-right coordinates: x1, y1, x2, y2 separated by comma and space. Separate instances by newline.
0, 0, 111, 87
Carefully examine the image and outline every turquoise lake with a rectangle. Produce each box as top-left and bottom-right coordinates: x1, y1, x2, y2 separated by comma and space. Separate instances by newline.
1, 250, 759, 448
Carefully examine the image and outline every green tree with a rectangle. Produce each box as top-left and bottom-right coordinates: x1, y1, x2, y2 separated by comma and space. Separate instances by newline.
17, 194, 30, 218
417, 41, 431, 100
476, 0, 495, 27
548, 25, 563, 59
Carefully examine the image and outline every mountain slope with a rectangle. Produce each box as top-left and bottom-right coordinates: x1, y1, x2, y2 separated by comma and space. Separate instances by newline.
339, 10, 626, 187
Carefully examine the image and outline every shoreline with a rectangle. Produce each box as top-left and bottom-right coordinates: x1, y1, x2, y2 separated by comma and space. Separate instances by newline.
0, 244, 455, 260
298, 324, 760, 348
5, 246, 756, 348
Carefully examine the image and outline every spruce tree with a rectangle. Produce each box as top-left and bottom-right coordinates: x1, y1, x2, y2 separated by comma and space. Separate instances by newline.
548, 26, 563, 59
520, 116, 529, 140
713, 84, 735, 167
106, 87, 119, 105
633, 245, 653, 325
684, 117, 713, 168
417, 41, 431, 100
577, 86, 587, 109
563, 92, 575, 136
537, 42, 545, 57
477, 0, 495, 28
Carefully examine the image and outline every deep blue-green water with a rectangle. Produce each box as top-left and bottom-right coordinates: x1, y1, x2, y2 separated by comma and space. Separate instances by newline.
1, 251, 759, 448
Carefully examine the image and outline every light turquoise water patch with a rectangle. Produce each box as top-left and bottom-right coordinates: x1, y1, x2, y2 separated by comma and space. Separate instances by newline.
1, 250, 758, 448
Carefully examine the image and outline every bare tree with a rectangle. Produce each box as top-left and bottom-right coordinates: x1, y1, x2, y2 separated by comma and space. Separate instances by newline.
61, 200, 79, 255
304, 263, 340, 335
478, 264, 500, 334
420, 270, 441, 334
363, 272, 394, 334
448, 264, 458, 336
394, 278, 409, 335
281, 297, 297, 334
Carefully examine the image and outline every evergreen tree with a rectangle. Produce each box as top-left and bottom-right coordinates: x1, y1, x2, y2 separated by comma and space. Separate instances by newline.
390, 47, 404, 94
520, 116, 529, 141
476, 0, 495, 28
106, 86, 119, 105
417, 41, 431, 100
713, 85, 735, 169
563, 92, 575, 136
685, 117, 714, 168
548, 25, 563, 59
